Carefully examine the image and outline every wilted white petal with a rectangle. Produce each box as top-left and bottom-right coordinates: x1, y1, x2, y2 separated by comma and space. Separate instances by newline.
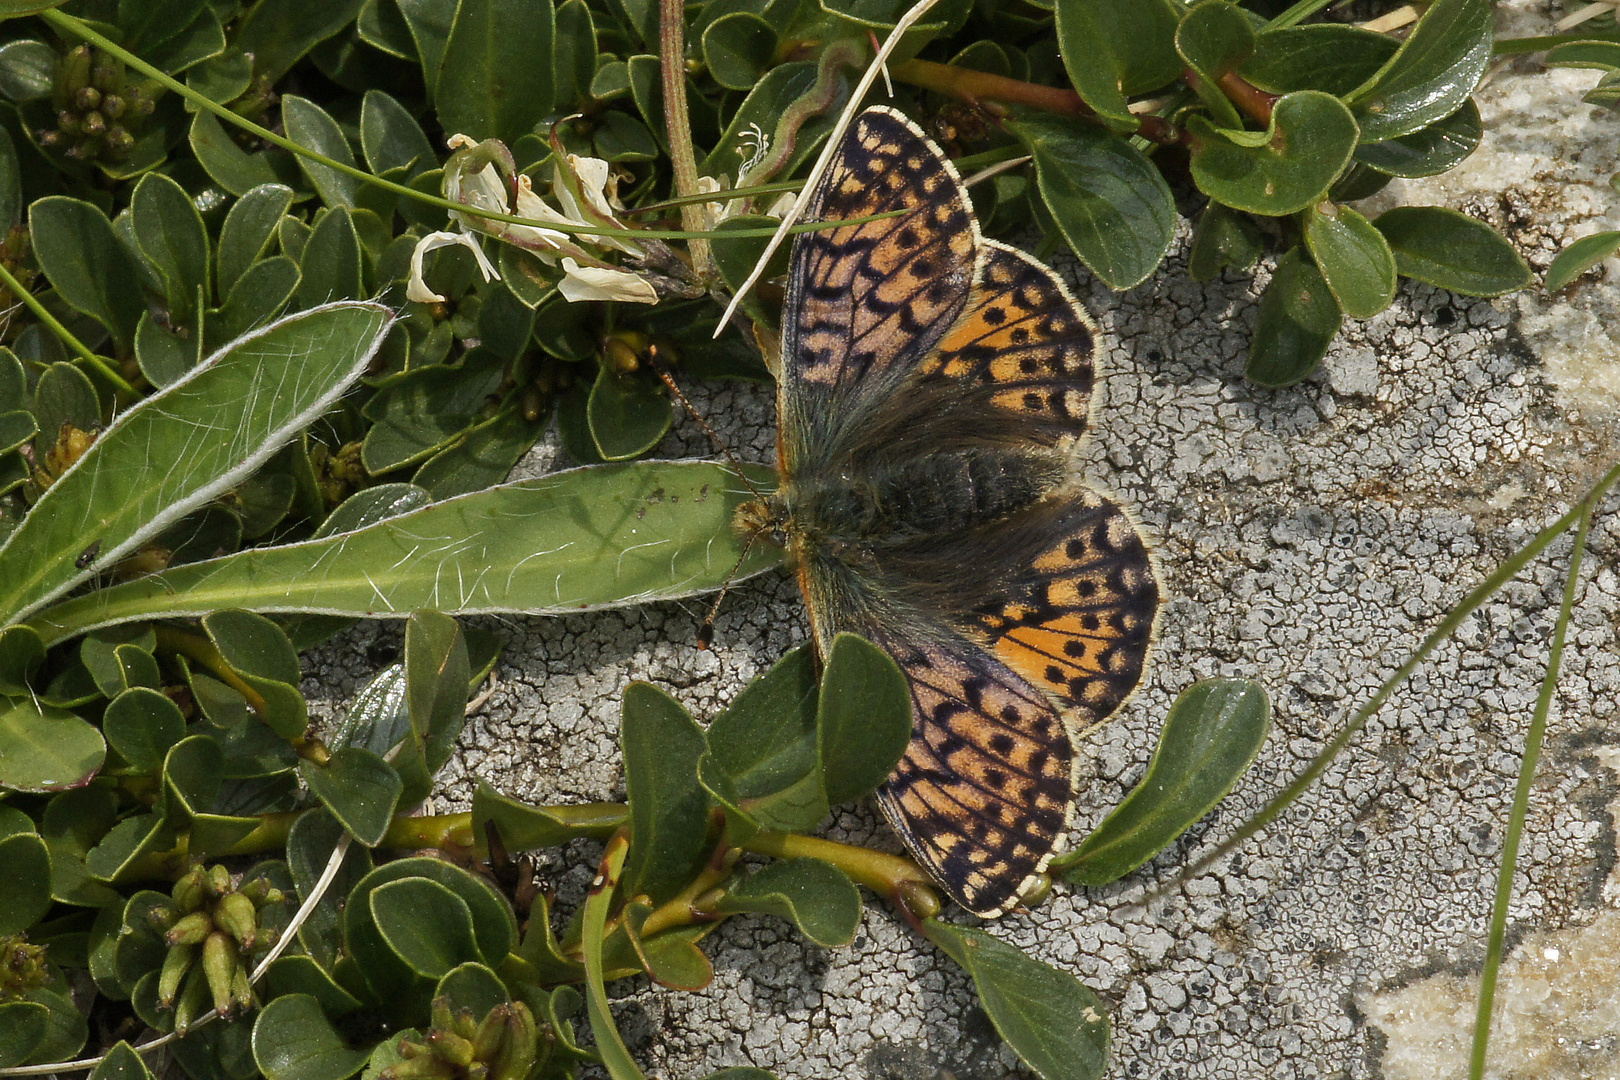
558, 257, 659, 303
765, 191, 796, 219
550, 158, 642, 256
696, 175, 726, 228
407, 230, 499, 303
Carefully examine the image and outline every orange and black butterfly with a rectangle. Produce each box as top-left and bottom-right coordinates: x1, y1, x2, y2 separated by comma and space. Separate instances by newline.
737, 106, 1160, 916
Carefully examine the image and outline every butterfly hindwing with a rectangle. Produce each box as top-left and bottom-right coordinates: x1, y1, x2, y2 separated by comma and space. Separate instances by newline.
837, 611, 1076, 918
974, 491, 1159, 726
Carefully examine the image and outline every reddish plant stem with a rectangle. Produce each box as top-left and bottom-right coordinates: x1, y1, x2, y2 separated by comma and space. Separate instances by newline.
890, 58, 1189, 147
1216, 70, 1279, 126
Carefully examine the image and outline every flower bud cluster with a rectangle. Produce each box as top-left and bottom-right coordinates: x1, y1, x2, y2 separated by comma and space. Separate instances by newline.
38, 45, 156, 163
380, 997, 548, 1080
146, 864, 287, 1034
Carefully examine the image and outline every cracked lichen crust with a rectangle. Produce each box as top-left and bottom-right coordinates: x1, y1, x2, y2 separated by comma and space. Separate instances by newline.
298, 7, 1620, 1073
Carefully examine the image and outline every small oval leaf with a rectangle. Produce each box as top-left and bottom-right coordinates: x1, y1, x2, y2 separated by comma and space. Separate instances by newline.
1055, 678, 1271, 886
1373, 205, 1533, 297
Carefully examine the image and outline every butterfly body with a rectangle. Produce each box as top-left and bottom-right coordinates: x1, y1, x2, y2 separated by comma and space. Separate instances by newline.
741, 107, 1159, 916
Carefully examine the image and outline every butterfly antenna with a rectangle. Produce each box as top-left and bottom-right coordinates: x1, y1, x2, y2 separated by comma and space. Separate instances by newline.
695, 530, 761, 650
646, 346, 768, 502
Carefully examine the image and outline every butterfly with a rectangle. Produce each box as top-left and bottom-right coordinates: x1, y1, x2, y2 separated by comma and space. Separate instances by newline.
737, 106, 1160, 917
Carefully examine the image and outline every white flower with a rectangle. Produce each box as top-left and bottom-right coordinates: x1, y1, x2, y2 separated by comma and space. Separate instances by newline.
557, 257, 659, 303
406, 231, 498, 303
407, 133, 658, 305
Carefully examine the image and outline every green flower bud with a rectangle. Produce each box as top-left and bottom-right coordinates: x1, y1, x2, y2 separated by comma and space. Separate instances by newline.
157, 941, 197, 1008
166, 911, 214, 947
172, 866, 209, 914
207, 865, 233, 896
426, 1030, 476, 1069
99, 93, 124, 119
216, 891, 259, 950
173, 966, 210, 1036
74, 86, 101, 110
202, 931, 237, 1018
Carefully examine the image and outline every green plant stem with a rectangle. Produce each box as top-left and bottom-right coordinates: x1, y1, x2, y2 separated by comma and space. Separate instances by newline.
657, 0, 712, 279
1468, 504, 1593, 1079
742, 830, 937, 907
35, 9, 867, 245
154, 627, 268, 716
0, 258, 129, 392
891, 58, 1188, 147
1153, 457, 1620, 896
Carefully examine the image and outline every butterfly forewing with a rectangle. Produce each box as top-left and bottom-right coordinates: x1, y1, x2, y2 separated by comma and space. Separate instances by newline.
782, 108, 977, 470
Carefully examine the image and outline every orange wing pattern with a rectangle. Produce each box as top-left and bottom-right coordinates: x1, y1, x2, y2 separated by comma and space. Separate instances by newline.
919, 242, 1099, 442
872, 626, 1075, 917
781, 108, 977, 465
975, 492, 1159, 727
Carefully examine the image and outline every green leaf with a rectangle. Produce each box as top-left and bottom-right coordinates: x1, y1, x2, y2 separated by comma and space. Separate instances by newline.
86, 814, 172, 884
622, 900, 712, 991
587, 365, 673, 461
0, 1001, 49, 1069
411, 405, 542, 500
435, 0, 556, 144
28, 196, 145, 354
297, 207, 364, 308
1055, 678, 1270, 885
472, 782, 628, 852
1054, 0, 1182, 128
0, 623, 44, 695
702, 12, 777, 91
579, 835, 648, 1080
1175, 0, 1255, 127
102, 687, 186, 773
252, 994, 370, 1080
0, 831, 51, 933
711, 857, 860, 947
397, 0, 455, 98
16, 983, 86, 1064
360, 90, 435, 177
203, 609, 307, 738
260, 955, 364, 1020
1188, 91, 1359, 216
0, 696, 105, 792
1007, 114, 1174, 290
1545, 230, 1620, 293
926, 922, 1108, 1080
32, 460, 778, 645
699, 644, 824, 834
300, 747, 403, 846
817, 633, 910, 806
158, 733, 225, 828
361, 350, 508, 474
0, 302, 391, 626
1345, 0, 1492, 142
435, 962, 510, 1017
130, 171, 211, 325
89, 1040, 155, 1080
0, 40, 55, 103
1246, 248, 1342, 387
1187, 200, 1264, 282
622, 682, 712, 905
1303, 203, 1396, 318
286, 809, 374, 967
1373, 206, 1533, 297
283, 95, 359, 209
1353, 99, 1481, 178
233, 0, 369, 84
190, 111, 296, 197
370, 877, 481, 978
553, 0, 596, 109
343, 857, 516, 1009
1243, 23, 1395, 96
404, 610, 469, 775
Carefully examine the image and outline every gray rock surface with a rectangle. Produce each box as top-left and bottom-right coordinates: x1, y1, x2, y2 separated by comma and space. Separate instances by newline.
302, 9, 1620, 1077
